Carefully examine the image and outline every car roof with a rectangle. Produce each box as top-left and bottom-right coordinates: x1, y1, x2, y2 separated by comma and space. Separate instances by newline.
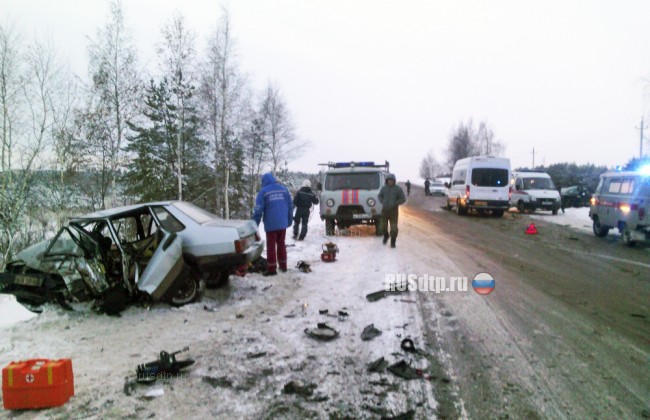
514, 171, 551, 178
600, 171, 649, 178
326, 167, 385, 174
70, 201, 177, 222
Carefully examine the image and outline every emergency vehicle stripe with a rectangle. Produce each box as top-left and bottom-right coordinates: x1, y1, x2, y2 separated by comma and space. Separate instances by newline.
7, 367, 12, 387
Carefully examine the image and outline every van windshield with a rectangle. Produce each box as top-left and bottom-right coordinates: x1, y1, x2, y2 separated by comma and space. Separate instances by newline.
471, 168, 509, 187
325, 173, 380, 190
523, 177, 555, 190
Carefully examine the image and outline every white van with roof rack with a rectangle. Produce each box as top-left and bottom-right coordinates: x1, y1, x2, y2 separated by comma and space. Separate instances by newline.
317, 161, 390, 235
445, 156, 511, 217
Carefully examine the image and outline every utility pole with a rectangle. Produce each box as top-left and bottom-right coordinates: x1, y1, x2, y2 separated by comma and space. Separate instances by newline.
531, 147, 535, 168
636, 116, 648, 158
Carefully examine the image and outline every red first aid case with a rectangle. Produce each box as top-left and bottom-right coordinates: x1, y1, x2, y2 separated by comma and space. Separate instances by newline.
2, 359, 74, 410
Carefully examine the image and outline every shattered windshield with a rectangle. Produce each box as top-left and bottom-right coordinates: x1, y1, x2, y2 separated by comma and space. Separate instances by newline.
523, 177, 555, 190
45, 228, 85, 257
325, 173, 380, 190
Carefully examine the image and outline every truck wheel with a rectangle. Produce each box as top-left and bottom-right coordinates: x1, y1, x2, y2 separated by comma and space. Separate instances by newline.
325, 219, 335, 236
592, 218, 609, 238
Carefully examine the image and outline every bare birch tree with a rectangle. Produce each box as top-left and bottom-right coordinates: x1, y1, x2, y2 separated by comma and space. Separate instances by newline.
0, 24, 60, 267
199, 8, 248, 219
87, 0, 141, 208
259, 82, 305, 176
157, 12, 198, 201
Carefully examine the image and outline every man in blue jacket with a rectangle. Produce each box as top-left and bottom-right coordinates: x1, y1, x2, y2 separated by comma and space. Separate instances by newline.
253, 173, 293, 275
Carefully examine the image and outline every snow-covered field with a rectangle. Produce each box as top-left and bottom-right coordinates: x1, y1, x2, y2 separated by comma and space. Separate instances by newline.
528, 206, 594, 233
0, 209, 443, 418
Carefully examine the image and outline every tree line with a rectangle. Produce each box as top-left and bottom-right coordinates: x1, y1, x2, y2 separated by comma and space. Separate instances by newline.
0, 2, 305, 267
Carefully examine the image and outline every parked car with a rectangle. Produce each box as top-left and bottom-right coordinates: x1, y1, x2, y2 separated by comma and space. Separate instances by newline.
511, 171, 561, 215
429, 180, 447, 196
446, 156, 511, 217
560, 185, 591, 209
0, 201, 264, 313
589, 170, 650, 246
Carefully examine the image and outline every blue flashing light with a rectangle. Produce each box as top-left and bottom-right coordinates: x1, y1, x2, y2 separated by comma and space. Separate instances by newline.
615, 165, 623, 172
639, 164, 650, 175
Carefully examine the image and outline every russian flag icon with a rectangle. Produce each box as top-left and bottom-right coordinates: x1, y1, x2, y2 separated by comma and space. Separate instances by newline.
472, 272, 495, 295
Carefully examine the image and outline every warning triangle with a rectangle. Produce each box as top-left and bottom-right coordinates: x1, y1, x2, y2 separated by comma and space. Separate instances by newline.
525, 223, 538, 235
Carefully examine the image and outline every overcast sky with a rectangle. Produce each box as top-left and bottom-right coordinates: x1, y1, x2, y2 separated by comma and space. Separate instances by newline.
3, 0, 650, 184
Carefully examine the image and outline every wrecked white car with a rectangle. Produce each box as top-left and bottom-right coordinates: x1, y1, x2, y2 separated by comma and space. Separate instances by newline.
0, 201, 264, 314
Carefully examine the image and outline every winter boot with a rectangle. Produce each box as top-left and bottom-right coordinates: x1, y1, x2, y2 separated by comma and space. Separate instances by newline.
382, 233, 389, 245
390, 236, 396, 248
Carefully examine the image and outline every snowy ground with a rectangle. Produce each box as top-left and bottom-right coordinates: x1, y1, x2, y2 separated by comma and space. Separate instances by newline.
0, 209, 443, 418
528, 206, 593, 234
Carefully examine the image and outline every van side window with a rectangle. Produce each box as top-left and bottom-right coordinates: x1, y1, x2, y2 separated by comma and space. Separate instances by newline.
619, 178, 634, 194
607, 178, 622, 193
595, 179, 604, 194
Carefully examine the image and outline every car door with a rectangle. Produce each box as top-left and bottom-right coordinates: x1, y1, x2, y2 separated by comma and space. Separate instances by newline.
136, 229, 185, 301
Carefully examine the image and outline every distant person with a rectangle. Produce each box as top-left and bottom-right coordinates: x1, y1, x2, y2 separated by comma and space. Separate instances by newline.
292, 179, 319, 240
424, 178, 431, 196
378, 174, 406, 248
253, 173, 293, 275
405, 180, 411, 196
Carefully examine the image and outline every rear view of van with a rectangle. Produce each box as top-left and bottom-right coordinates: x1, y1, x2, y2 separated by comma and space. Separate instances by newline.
446, 156, 511, 217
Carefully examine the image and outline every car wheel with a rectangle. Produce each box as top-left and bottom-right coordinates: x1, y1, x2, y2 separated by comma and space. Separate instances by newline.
622, 230, 637, 247
517, 201, 525, 214
325, 219, 335, 236
592, 218, 609, 238
169, 272, 204, 307
206, 270, 230, 289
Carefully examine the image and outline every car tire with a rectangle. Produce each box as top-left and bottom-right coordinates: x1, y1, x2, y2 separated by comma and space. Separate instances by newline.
517, 201, 525, 214
325, 219, 335, 236
169, 271, 204, 307
592, 218, 609, 238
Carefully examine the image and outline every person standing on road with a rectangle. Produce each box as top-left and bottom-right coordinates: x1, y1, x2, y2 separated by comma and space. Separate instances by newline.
424, 178, 431, 196
293, 179, 319, 240
405, 180, 411, 196
253, 172, 293, 275
378, 173, 406, 248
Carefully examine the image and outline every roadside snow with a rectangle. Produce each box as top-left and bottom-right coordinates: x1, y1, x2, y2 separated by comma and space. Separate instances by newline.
529, 207, 604, 235
0, 294, 37, 329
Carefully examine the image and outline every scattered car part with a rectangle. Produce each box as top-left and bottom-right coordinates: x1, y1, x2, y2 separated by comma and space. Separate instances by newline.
296, 261, 312, 273
387, 360, 421, 380
135, 347, 195, 384
304, 323, 339, 341
367, 357, 389, 373
361, 324, 383, 341
283, 381, 317, 397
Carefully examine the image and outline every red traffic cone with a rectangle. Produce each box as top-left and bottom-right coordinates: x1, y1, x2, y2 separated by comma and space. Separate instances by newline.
525, 223, 538, 235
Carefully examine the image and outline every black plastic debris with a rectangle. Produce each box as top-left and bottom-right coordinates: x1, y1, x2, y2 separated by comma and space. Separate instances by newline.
366, 289, 406, 302
367, 357, 389, 373
387, 360, 421, 380
361, 324, 383, 341
283, 381, 317, 397
247, 351, 267, 359
304, 323, 339, 341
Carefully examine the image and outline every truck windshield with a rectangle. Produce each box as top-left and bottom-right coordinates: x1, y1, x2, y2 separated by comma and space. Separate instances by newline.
523, 177, 556, 190
471, 169, 509, 187
325, 173, 380, 190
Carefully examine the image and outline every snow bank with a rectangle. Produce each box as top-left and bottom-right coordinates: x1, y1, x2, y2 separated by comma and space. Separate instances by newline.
0, 294, 37, 329
529, 207, 596, 234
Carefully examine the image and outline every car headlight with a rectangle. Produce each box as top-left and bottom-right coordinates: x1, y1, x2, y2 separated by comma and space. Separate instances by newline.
326, 198, 335, 207
367, 198, 376, 207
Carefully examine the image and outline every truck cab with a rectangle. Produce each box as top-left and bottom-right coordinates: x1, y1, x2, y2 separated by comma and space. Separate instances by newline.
318, 161, 389, 235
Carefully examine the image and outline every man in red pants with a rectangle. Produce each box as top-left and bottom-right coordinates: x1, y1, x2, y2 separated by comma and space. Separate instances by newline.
253, 173, 293, 275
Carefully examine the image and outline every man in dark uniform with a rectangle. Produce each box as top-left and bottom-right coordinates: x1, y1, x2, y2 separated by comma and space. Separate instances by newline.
378, 174, 406, 248
405, 180, 411, 196
293, 179, 319, 240
424, 178, 431, 196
